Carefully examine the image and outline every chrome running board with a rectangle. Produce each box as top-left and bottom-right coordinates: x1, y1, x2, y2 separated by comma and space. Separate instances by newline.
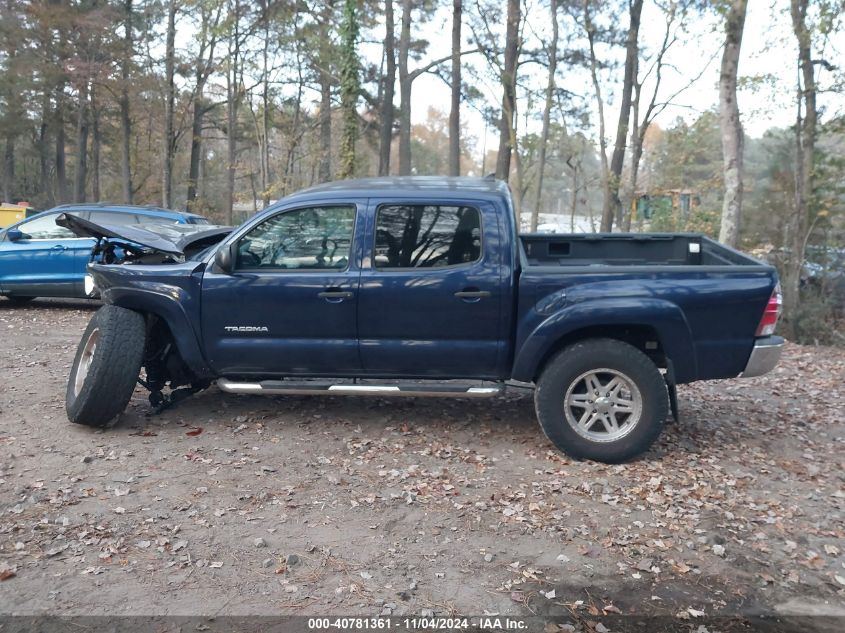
216, 378, 504, 398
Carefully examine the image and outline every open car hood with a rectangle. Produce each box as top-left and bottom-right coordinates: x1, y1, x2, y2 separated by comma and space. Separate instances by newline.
56, 213, 231, 256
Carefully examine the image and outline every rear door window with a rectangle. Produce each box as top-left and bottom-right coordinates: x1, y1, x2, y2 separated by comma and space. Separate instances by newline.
374, 205, 481, 269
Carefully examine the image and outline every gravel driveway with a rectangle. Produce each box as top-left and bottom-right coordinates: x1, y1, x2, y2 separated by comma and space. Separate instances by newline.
1, 299, 843, 631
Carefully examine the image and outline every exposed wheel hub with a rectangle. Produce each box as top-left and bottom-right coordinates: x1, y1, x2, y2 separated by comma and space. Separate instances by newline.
563, 368, 643, 443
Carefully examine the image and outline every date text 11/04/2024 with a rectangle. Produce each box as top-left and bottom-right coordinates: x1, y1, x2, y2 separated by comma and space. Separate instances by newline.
307, 617, 529, 630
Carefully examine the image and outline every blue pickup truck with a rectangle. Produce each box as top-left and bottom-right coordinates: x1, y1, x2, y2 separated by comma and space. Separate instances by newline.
62, 177, 784, 462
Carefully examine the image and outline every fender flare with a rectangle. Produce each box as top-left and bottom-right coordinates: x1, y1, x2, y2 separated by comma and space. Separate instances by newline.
511, 297, 697, 383
102, 285, 213, 379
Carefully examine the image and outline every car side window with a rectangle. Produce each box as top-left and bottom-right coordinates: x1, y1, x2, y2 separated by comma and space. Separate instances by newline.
90, 211, 141, 225
235, 206, 356, 271
374, 204, 482, 269
17, 214, 76, 240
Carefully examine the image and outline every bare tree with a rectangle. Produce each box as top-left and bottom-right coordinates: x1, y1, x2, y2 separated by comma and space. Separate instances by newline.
583, 0, 610, 231
317, 1, 334, 183
606, 0, 643, 232
378, 0, 396, 176
74, 78, 89, 202
397, 0, 413, 175
162, 0, 177, 208
224, 0, 244, 223
530, 0, 558, 232
186, 1, 222, 209
449, 0, 462, 176
495, 0, 520, 181
783, 0, 818, 329
623, 0, 711, 231
397, 0, 475, 175
718, 0, 748, 247
119, 0, 133, 203
337, 0, 360, 179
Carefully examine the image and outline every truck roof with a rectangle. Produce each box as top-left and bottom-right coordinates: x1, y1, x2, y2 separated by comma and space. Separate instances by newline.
287, 176, 511, 202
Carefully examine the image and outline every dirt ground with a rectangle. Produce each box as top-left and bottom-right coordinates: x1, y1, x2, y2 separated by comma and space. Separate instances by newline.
1, 299, 843, 631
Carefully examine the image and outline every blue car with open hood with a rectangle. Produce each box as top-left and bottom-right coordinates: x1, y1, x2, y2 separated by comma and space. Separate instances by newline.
0, 203, 210, 302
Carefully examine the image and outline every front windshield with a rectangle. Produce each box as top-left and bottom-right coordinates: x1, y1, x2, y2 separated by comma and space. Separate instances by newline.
188, 244, 216, 261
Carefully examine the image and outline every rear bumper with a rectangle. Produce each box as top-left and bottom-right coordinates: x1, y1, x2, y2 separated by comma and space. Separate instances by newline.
740, 336, 785, 378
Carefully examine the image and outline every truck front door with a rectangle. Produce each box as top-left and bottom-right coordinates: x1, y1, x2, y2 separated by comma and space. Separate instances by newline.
201, 203, 363, 376
357, 200, 505, 379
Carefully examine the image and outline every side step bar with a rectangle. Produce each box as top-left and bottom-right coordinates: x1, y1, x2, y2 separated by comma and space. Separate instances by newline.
216, 378, 505, 398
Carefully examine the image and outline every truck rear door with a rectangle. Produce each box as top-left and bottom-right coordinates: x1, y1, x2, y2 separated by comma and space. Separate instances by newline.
357, 199, 505, 378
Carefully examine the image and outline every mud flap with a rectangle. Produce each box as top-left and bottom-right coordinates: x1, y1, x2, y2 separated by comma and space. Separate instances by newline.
667, 380, 679, 423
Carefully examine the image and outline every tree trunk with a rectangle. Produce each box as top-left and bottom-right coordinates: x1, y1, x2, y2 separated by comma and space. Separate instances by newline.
39, 88, 52, 205
2, 136, 12, 203
717, 0, 747, 248
606, 0, 643, 232
531, 0, 557, 232
225, 7, 240, 224
448, 0, 462, 177
378, 0, 395, 176
337, 0, 359, 179
784, 0, 817, 333
74, 80, 89, 203
495, 0, 520, 181
91, 87, 101, 201
186, 3, 221, 209
186, 95, 205, 209
584, 2, 609, 232
623, 127, 643, 232
317, 1, 333, 182
162, 0, 177, 208
120, 0, 133, 203
55, 84, 68, 204
397, 0, 412, 175
260, 1, 271, 204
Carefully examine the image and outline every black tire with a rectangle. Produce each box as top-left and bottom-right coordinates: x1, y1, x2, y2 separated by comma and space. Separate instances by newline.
66, 305, 146, 427
534, 338, 668, 463
5, 295, 36, 305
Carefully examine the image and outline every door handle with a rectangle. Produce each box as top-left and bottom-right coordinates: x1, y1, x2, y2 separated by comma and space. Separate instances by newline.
454, 289, 491, 300
318, 289, 354, 301
51, 244, 67, 251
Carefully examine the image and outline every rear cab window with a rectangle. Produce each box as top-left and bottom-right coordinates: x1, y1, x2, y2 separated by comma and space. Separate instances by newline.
374, 204, 482, 269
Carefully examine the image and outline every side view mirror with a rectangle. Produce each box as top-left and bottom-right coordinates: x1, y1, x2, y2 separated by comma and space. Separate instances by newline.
6, 229, 24, 242
213, 242, 236, 274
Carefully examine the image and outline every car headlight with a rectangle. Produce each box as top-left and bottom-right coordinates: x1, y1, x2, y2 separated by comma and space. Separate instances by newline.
84, 274, 97, 297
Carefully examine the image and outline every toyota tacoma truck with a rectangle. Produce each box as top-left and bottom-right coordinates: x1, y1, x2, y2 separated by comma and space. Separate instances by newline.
62, 177, 784, 462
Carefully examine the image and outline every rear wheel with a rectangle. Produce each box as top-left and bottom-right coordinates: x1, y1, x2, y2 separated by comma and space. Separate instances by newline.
66, 305, 146, 427
535, 338, 668, 463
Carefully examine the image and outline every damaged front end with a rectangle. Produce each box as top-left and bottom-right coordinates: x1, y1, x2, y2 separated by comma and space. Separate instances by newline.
56, 212, 232, 266
57, 213, 232, 413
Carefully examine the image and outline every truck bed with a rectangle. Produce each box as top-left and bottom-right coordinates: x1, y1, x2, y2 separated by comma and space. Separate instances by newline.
514, 232, 777, 385
519, 233, 761, 268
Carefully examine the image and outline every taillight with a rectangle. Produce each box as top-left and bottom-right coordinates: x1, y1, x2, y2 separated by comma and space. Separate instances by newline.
756, 284, 782, 336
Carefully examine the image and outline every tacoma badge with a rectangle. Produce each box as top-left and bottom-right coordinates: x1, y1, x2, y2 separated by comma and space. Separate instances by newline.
224, 326, 269, 333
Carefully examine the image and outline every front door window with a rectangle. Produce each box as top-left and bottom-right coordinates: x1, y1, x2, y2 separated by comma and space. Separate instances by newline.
236, 206, 355, 271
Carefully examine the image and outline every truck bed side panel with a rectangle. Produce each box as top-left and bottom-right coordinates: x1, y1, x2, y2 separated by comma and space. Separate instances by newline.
513, 268, 776, 383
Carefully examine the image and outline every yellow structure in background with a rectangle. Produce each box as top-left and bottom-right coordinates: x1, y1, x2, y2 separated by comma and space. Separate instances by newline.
0, 203, 37, 228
